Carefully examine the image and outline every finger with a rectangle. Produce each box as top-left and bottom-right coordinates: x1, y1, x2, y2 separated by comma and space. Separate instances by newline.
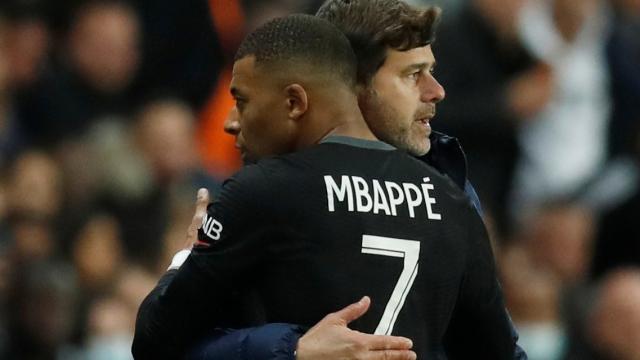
185, 188, 211, 247
331, 296, 371, 325
363, 350, 417, 360
364, 334, 413, 351
194, 188, 211, 228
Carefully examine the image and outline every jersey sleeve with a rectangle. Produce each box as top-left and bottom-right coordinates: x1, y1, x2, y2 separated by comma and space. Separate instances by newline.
185, 323, 305, 360
132, 165, 274, 359
444, 208, 517, 359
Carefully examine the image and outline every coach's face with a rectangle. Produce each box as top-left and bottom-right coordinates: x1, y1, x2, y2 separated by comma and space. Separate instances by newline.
359, 45, 445, 156
225, 56, 298, 163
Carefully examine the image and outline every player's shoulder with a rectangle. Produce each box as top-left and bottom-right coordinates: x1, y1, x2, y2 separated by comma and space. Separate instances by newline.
220, 152, 316, 198
224, 162, 268, 187
216, 161, 278, 209
248, 138, 393, 177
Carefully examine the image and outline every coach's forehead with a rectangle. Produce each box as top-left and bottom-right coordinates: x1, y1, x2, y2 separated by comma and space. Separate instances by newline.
382, 45, 435, 72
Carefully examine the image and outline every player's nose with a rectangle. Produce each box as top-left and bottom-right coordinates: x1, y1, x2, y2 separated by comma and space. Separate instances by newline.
224, 108, 241, 135
420, 74, 446, 104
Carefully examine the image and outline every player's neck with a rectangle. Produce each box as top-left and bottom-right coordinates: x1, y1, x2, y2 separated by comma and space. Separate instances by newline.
326, 113, 377, 142
297, 89, 377, 148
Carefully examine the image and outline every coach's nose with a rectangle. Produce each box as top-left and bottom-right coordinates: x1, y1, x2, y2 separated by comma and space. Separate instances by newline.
420, 73, 446, 104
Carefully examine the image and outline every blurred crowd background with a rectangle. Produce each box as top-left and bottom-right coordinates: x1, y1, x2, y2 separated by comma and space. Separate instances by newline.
0, 0, 638, 359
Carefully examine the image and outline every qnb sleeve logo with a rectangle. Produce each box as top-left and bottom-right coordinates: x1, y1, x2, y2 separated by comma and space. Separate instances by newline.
200, 213, 224, 243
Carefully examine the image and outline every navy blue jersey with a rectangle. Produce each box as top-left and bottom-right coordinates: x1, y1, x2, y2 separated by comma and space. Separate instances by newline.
133, 137, 515, 359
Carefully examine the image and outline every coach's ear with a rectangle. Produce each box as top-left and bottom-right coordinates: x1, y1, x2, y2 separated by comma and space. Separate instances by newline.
284, 84, 308, 121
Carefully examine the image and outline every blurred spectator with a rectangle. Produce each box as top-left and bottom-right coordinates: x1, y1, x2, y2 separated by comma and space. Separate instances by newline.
509, 202, 597, 359
5, 151, 63, 262
501, 243, 567, 360
586, 0, 640, 281
0, 15, 16, 165
17, 0, 140, 147
72, 213, 123, 294
6, 260, 80, 360
1, 0, 52, 89
434, 0, 550, 237
75, 267, 155, 359
565, 268, 640, 360
67, 1, 138, 95
135, 100, 199, 185
511, 0, 612, 222
520, 203, 595, 283
0, 13, 28, 167
7, 150, 62, 218
587, 268, 640, 360
502, 202, 597, 359
81, 296, 132, 360
55, 132, 104, 217
99, 98, 219, 270
114, 266, 156, 317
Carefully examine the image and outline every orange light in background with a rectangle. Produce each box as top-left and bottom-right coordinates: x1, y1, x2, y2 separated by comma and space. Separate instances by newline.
197, 0, 246, 178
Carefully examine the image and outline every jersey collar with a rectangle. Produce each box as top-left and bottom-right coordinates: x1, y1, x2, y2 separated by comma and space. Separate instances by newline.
320, 135, 396, 151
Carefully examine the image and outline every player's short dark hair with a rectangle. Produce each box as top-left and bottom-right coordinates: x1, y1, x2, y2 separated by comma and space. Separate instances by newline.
317, 0, 441, 85
234, 14, 357, 88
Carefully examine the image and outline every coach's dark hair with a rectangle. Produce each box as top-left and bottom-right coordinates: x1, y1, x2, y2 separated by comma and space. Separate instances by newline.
234, 14, 357, 88
317, 0, 441, 85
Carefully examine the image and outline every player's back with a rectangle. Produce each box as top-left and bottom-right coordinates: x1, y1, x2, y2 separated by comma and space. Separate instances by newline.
197, 136, 506, 357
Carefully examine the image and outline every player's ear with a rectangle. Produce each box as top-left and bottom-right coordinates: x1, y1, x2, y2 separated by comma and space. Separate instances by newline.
284, 84, 308, 121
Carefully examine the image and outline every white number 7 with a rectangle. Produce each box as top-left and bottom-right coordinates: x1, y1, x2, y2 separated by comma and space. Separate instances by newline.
361, 235, 420, 335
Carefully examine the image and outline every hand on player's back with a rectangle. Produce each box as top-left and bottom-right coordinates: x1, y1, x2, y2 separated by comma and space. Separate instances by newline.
296, 296, 417, 360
